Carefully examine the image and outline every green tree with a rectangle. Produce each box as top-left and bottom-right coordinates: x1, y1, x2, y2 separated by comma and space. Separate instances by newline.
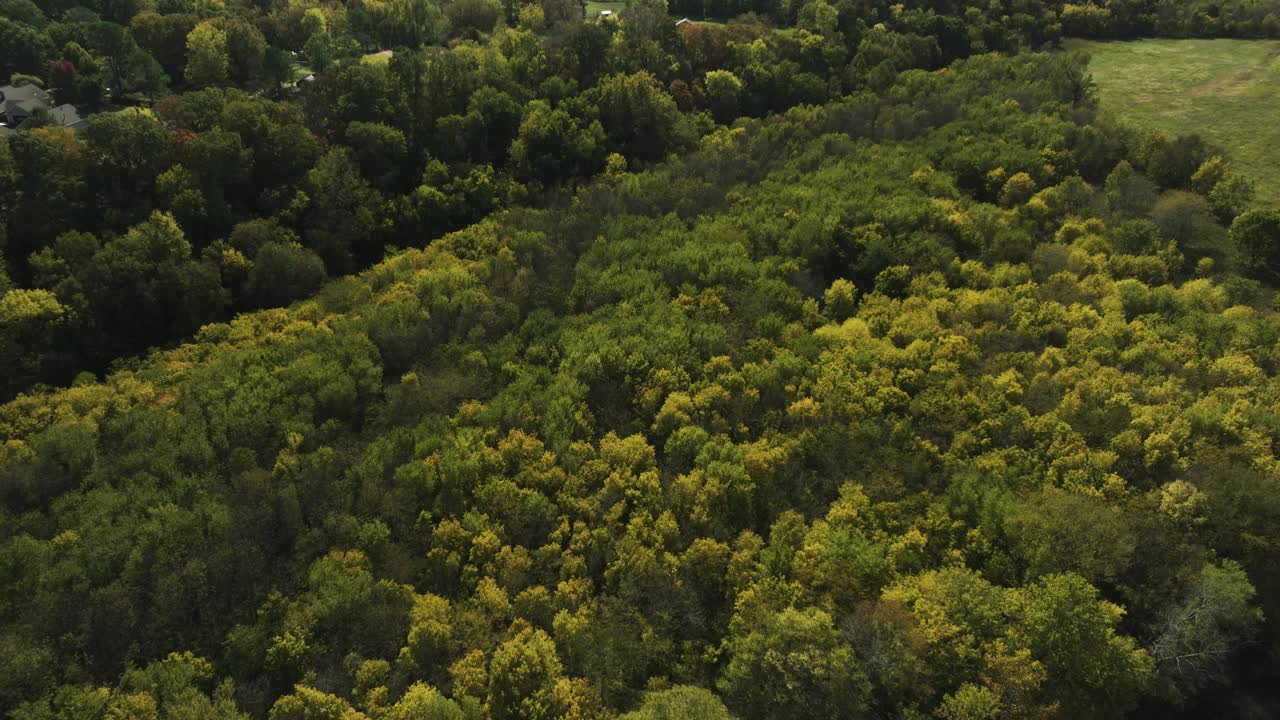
1151, 561, 1263, 696
1012, 574, 1154, 717
509, 100, 605, 185
84, 108, 170, 225
401, 593, 454, 684
0, 0, 46, 29
488, 625, 565, 720
345, 121, 408, 191
382, 0, 446, 47
302, 30, 361, 72
1005, 487, 1136, 584
720, 606, 869, 720
1143, 133, 1207, 188
295, 148, 385, 272
1207, 173, 1254, 223
82, 21, 167, 98
1189, 155, 1228, 195
703, 70, 742, 124
542, 0, 582, 28
594, 71, 685, 162
130, 12, 196, 81
186, 22, 230, 88
82, 211, 227, 358
209, 17, 267, 84
0, 18, 52, 78
935, 684, 1002, 720
822, 278, 857, 321
466, 86, 523, 163
999, 172, 1036, 207
0, 289, 66, 411
116, 652, 246, 719
244, 242, 327, 309
446, 0, 503, 39
384, 683, 464, 720
797, 0, 838, 37
1229, 208, 1280, 282
620, 686, 733, 719
270, 686, 367, 720
1104, 160, 1157, 217
228, 217, 298, 258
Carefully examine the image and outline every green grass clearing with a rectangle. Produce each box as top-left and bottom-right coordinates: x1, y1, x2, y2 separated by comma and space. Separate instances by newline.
1064, 38, 1280, 206
362, 50, 394, 66
286, 59, 312, 82
584, 1, 732, 24
585, 1, 625, 16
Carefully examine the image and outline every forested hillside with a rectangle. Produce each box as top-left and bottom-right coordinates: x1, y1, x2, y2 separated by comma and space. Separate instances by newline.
3, 0, 1075, 398
5, 0, 1280, 715
4, 0, 1278, 399
4, 44, 1280, 719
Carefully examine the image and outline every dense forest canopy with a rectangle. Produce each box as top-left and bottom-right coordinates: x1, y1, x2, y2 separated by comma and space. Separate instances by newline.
4, 0, 1278, 398
3, 0, 1280, 717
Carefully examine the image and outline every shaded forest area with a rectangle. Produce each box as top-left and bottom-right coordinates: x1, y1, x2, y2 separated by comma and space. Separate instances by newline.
4, 0, 1278, 398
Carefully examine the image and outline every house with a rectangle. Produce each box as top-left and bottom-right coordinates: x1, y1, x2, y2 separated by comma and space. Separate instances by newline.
0, 84, 52, 127
599, 9, 613, 16
43, 104, 87, 129
675, 17, 692, 25
0, 84, 87, 131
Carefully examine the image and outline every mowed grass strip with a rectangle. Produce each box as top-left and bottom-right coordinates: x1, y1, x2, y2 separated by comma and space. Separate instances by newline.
1064, 38, 1280, 206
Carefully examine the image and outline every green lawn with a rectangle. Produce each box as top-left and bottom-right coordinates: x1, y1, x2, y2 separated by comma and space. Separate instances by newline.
286, 59, 312, 82
583, 1, 730, 23
585, 1, 625, 16
1064, 38, 1280, 206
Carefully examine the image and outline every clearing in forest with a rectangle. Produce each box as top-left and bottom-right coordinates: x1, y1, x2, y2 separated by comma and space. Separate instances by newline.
1064, 38, 1280, 206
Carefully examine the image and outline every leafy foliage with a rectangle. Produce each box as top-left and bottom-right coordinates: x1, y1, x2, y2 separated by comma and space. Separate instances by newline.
2, 0, 1280, 717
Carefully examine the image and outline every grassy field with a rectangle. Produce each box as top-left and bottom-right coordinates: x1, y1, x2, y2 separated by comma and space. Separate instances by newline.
583, 1, 731, 23
1064, 38, 1280, 206
585, 1, 625, 16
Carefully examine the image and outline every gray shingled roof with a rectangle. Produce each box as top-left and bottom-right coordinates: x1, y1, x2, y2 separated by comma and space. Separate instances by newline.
1, 84, 87, 130
47, 104, 85, 128
0, 84, 53, 106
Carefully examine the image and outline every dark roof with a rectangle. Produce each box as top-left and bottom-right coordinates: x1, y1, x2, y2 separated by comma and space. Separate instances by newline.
11, 99, 44, 115
48, 104, 85, 128
0, 84, 52, 106
1, 84, 53, 120
0, 85, 86, 130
